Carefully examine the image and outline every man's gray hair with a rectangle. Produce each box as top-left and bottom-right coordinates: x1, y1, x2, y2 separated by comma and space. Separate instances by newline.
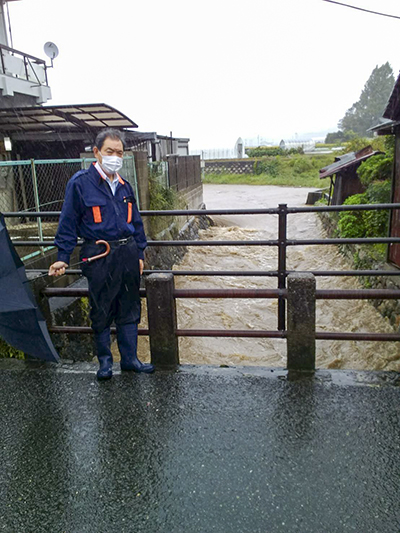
94, 129, 126, 150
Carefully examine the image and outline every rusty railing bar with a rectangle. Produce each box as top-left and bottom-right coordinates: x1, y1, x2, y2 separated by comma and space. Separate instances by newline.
42, 287, 284, 299
315, 289, 400, 299
12, 240, 280, 247
28, 268, 280, 277
176, 329, 287, 338
47, 326, 400, 341
174, 289, 283, 298
41, 287, 400, 300
13, 236, 400, 248
2, 208, 279, 217
49, 326, 149, 335
287, 238, 400, 245
26, 268, 400, 278
315, 332, 400, 341
304, 270, 400, 277
42, 287, 146, 298
287, 203, 400, 213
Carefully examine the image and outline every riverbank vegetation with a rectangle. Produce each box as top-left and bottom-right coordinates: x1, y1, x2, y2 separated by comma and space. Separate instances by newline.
148, 163, 186, 238
319, 135, 394, 266
203, 153, 333, 188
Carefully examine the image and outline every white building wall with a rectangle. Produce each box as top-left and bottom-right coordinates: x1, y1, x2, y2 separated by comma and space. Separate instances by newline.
0, 0, 51, 105
0, 2, 10, 46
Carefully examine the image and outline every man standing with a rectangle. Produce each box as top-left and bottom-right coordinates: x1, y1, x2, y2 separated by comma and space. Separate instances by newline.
49, 128, 154, 379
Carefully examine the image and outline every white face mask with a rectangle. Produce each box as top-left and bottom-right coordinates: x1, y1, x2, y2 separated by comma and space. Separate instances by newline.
100, 155, 123, 174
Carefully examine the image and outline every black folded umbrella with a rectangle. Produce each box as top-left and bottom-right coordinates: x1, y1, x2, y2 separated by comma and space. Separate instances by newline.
0, 213, 59, 362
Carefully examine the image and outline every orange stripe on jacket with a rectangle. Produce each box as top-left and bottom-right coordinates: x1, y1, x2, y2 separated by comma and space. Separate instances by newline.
127, 202, 132, 223
92, 206, 102, 223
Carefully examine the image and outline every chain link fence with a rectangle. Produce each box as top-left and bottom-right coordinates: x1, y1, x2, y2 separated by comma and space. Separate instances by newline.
148, 161, 169, 188
0, 156, 138, 262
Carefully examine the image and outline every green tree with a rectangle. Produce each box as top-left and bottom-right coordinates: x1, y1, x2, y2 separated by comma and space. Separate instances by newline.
339, 62, 395, 137
325, 131, 344, 144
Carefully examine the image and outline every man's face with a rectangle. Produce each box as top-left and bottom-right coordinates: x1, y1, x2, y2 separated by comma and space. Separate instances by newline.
94, 137, 124, 163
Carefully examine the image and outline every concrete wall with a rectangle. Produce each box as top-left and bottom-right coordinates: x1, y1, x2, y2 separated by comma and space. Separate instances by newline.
168, 155, 203, 210
0, 92, 38, 108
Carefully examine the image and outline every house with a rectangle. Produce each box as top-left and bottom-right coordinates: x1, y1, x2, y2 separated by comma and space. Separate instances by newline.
319, 146, 382, 205
126, 131, 190, 161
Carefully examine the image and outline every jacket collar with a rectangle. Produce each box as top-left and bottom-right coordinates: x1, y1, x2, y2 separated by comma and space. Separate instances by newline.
94, 162, 125, 185
88, 163, 126, 197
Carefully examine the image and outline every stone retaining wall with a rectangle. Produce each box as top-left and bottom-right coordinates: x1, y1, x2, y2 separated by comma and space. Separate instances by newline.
204, 160, 255, 175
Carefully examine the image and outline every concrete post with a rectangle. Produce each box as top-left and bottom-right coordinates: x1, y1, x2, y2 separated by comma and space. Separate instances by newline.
145, 273, 179, 369
287, 273, 316, 371
132, 151, 150, 235
132, 151, 150, 209
30, 276, 52, 325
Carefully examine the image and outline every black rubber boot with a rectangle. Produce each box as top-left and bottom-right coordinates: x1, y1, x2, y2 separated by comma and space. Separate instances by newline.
117, 323, 155, 373
95, 328, 113, 380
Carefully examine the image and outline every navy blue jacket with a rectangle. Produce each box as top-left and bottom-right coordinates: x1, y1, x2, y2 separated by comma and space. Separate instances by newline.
55, 163, 147, 264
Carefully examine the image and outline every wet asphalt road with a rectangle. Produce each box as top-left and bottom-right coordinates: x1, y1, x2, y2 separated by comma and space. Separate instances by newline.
1, 360, 400, 533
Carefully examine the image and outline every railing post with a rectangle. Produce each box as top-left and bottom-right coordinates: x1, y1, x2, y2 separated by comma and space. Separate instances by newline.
145, 273, 179, 369
30, 159, 44, 254
23, 55, 29, 81
278, 204, 287, 330
0, 46, 5, 74
287, 273, 316, 371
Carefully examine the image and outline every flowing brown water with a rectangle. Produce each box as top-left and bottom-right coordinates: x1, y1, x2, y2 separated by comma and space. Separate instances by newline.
135, 184, 400, 371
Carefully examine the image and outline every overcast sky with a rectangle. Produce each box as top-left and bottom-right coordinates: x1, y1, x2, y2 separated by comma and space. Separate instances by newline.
6, 0, 400, 148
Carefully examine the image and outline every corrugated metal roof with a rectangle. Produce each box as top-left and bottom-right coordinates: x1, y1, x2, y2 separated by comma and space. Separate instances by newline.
0, 103, 138, 134
319, 146, 382, 179
368, 118, 397, 134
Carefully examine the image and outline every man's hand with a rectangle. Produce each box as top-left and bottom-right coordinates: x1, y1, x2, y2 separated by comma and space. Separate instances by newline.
48, 261, 68, 277
139, 259, 144, 276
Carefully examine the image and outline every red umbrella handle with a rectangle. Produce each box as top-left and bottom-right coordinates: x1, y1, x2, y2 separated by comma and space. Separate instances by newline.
82, 240, 111, 263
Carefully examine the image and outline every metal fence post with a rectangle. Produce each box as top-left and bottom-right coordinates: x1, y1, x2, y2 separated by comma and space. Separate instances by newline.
278, 203, 287, 330
130, 155, 140, 209
287, 273, 316, 371
30, 159, 44, 254
145, 273, 179, 369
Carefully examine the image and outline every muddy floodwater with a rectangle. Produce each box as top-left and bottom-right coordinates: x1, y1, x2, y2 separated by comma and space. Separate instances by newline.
136, 184, 400, 371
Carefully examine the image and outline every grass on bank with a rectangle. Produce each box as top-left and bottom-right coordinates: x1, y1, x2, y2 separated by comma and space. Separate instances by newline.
203, 172, 331, 188
203, 153, 333, 188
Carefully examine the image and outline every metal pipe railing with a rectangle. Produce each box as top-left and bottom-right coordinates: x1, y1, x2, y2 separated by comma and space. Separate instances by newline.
14, 237, 400, 248
8, 202, 400, 345
0, 43, 48, 85
45, 326, 400, 342
315, 332, 400, 341
49, 326, 149, 335
12, 240, 280, 247
3, 203, 400, 217
27, 268, 400, 277
41, 287, 400, 300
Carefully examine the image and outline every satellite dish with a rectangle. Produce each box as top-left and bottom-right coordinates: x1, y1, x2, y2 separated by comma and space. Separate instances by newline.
43, 42, 59, 60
